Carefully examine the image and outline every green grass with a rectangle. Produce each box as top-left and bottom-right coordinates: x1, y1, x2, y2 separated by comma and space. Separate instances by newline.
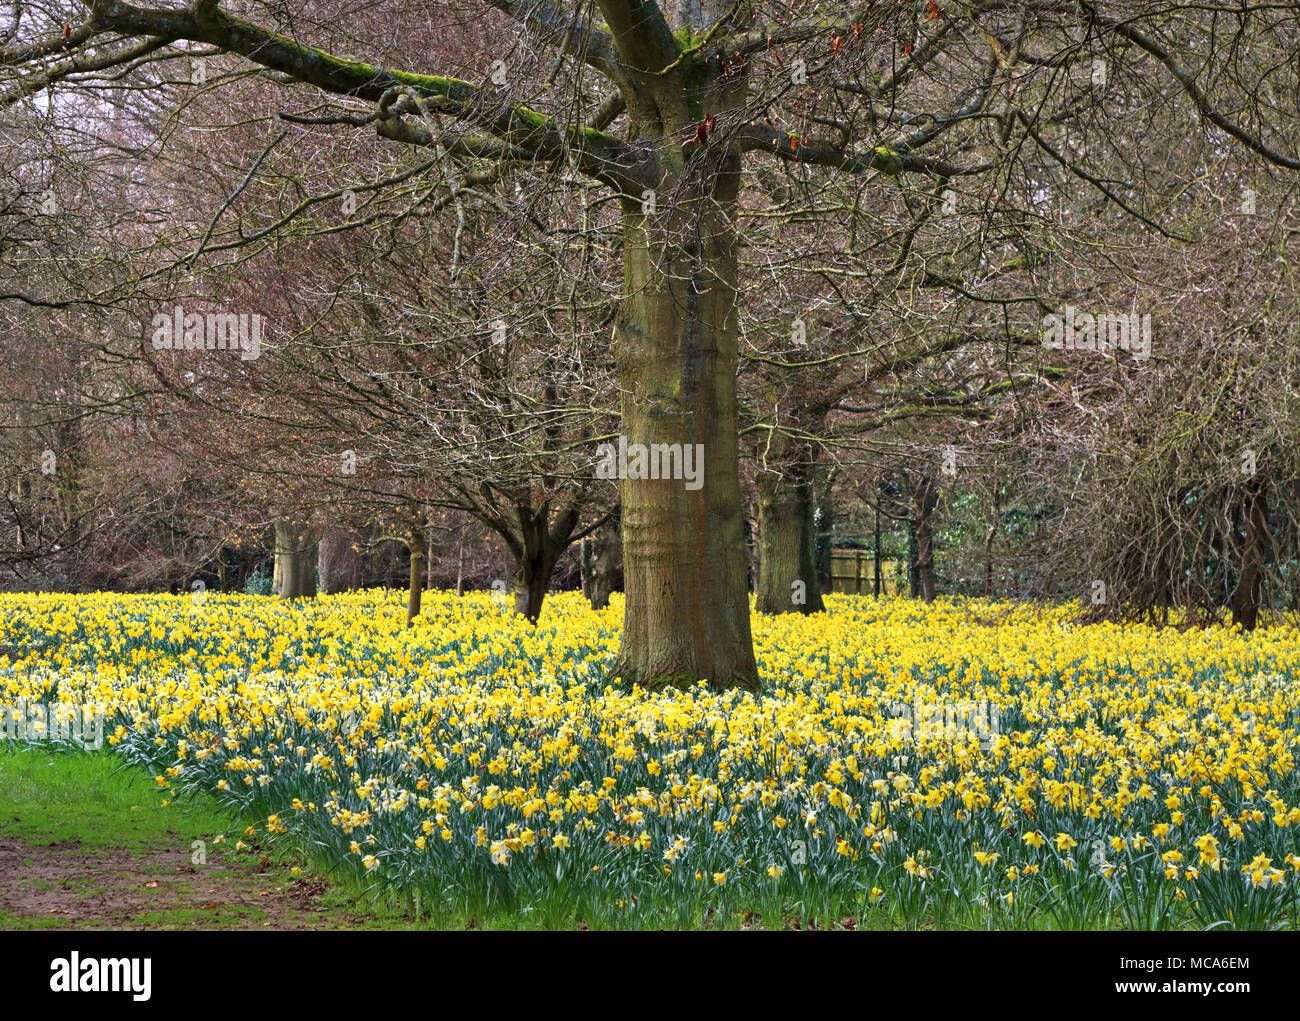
0, 746, 233, 847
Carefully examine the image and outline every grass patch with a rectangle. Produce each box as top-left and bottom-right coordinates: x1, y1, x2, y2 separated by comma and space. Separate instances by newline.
0, 746, 423, 930
0, 746, 233, 848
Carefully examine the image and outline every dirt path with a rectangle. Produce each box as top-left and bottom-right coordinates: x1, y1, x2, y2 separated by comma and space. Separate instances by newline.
0, 836, 381, 930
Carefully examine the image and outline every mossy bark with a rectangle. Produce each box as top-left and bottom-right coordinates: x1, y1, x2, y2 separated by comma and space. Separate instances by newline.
609, 37, 758, 693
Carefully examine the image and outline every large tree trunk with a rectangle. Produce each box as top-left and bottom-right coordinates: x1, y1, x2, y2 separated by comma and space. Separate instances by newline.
513, 551, 554, 623
274, 520, 317, 600
755, 462, 825, 614
1231, 476, 1269, 630
301, 552, 317, 597
609, 38, 757, 692
580, 514, 620, 610
612, 205, 758, 688
317, 529, 356, 594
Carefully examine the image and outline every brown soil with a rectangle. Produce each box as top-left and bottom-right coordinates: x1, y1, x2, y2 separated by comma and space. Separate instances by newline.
0, 837, 379, 930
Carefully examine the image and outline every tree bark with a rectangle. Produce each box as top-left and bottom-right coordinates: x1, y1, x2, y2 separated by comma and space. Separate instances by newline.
873, 501, 882, 598
513, 551, 553, 623
15, 475, 27, 551
455, 531, 466, 596
407, 519, 426, 627
499, 500, 580, 624
813, 467, 836, 595
612, 212, 758, 687
913, 474, 939, 602
907, 517, 919, 598
275, 520, 317, 600
1231, 476, 1269, 630
755, 462, 825, 614
317, 529, 352, 595
609, 41, 758, 692
580, 514, 620, 610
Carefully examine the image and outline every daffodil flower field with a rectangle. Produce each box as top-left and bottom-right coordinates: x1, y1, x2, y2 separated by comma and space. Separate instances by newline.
2, 590, 1298, 929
